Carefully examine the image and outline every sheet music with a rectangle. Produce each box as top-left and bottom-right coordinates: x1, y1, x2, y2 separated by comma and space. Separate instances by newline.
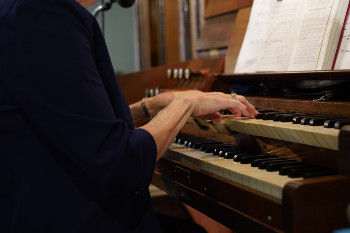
234, 0, 348, 73
256, 0, 303, 72
289, 0, 337, 71
234, 0, 270, 73
334, 10, 350, 69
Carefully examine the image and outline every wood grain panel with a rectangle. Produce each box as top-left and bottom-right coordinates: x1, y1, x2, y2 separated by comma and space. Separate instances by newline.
196, 12, 237, 51
137, 0, 152, 69
149, 0, 161, 66
117, 58, 224, 104
245, 96, 350, 117
339, 125, 350, 175
283, 175, 350, 233
153, 156, 283, 232
204, 0, 253, 18
164, 0, 181, 64
225, 7, 251, 73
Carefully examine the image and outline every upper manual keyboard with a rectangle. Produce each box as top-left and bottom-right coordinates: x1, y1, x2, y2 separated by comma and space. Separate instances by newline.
190, 110, 348, 150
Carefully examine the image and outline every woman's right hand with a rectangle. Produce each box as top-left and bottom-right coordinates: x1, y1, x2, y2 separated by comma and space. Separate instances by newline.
172, 90, 258, 121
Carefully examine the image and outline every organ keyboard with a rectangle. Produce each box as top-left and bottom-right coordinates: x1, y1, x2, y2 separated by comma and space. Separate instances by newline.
222, 115, 339, 150
168, 140, 301, 199
117, 1, 350, 231
118, 64, 350, 232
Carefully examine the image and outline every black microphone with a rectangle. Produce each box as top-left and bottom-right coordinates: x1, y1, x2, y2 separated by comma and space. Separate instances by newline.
92, 0, 136, 17
117, 0, 135, 8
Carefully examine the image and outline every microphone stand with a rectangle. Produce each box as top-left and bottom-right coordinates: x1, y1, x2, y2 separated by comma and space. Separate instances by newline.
92, 0, 116, 17
92, 0, 116, 36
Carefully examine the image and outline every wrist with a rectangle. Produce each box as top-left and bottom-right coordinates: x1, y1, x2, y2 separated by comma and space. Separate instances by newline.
141, 97, 151, 118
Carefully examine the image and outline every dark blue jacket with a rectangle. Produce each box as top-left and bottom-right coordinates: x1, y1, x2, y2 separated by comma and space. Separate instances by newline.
0, 0, 160, 232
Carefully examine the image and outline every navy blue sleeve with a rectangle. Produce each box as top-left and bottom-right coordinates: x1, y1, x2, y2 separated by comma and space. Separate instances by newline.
3, 0, 157, 197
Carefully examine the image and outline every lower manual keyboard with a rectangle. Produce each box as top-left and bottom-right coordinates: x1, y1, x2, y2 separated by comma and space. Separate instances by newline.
168, 144, 298, 199
167, 135, 337, 199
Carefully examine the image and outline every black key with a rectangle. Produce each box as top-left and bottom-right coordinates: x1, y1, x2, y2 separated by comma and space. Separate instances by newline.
251, 157, 287, 167
183, 139, 200, 147
258, 158, 292, 169
215, 146, 242, 156
191, 141, 218, 149
185, 139, 212, 148
256, 110, 275, 119
293, 115, 313, 124
280, 114, 297, 122
334, 120, 350, 129
231, 152, 260, 161
303, 170, 338, 178
214, 146, 242, 155
220, 109, 233, 115
324, 119, 339, 128
222, 149, 251, 158
300, 117, 312, 125
266, 161, 304, 172
262, 112, 289, 120
175, 136, 195, 144
288, 166, 327, 178
279, 164, 317, 175
293, 116, 304, 124
201, 143, 224, 152
309, 117, 330, 126
273, 114, 289, 122
205, 144, 232, 153
255, 113, 266, 119
310, 117, 347, 126
273, 113, 297, 122
240, 154, 276, 164
279, 113, 306, 122
257, 109, 275, 113
302, 116, 335, 125
323, 118, 349, 128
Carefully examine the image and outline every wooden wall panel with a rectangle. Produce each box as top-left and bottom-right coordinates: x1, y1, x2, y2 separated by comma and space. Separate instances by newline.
204, 0, 253, 18
149, 0, 161, 66
164, 0, 181, 64
137, 0, 152, 69
196, 12, 237, 51
224, 7, 252, 73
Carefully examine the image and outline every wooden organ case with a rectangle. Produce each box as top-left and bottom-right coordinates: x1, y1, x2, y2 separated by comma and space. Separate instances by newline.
118, 1, 350, 232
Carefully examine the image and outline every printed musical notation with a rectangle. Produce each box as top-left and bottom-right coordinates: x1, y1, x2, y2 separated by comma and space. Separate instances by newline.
334, 13, 350, 69
234, 0, 349, 73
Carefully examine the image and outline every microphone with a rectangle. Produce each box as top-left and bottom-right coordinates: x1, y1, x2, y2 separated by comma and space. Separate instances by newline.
117, 0, 136, 8
92, 0, 135, 17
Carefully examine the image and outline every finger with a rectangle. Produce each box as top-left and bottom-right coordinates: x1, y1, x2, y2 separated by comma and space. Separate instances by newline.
227, 100, 249, 117
198, 113, 222, 122
235, 95, 258, 118
229, 108, 241, 117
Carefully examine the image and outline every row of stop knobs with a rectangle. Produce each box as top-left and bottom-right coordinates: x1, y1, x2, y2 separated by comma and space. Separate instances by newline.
167, 68, 202, 80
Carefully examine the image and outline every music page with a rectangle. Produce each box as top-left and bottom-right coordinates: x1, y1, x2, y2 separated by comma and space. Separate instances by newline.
256, 0, 304, 72
334, 11, 350, 69
234, 0, 348, 73
234, 0, 270, 73
288, 0, 340, 71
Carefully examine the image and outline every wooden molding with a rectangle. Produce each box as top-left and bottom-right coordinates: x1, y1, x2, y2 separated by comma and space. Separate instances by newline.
204, 0, 253, 18
224, 7, 251, 73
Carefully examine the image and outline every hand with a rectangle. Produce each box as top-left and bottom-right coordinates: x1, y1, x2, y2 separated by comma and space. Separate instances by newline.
141, 90, 258, 158
173, 90, 258, 121
145, 92, 176, 116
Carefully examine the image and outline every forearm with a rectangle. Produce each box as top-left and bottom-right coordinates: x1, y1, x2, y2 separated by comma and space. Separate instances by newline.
129, 99, 150, 127
136, 90, 258, 161
129, 92, 176, 127
140, 97, 195, 160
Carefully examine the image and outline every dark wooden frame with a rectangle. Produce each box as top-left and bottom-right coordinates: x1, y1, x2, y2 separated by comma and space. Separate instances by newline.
153, 133, 350, 233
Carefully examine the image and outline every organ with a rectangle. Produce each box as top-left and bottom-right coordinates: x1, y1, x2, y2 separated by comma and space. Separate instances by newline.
118, 1, 350, 232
